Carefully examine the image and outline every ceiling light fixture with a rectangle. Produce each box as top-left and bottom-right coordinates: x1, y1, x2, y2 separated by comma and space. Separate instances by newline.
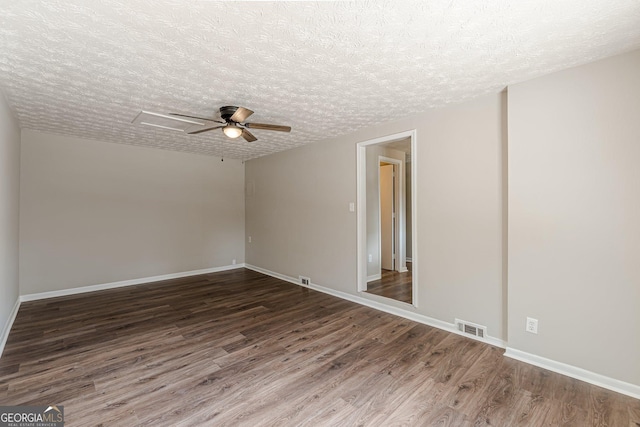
223, 124, 243, 139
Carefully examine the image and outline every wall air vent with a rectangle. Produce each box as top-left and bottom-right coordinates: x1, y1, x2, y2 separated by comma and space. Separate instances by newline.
299, 276, 310, 286
455, 319, 487, 339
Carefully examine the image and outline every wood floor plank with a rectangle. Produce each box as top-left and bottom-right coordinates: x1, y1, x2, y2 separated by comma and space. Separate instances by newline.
504, 392, 550, 426
442, 344, 504, 416
370, 377, 448, 426
628, 404, 640, 427
542, 400, 589, 427
366, 262, 412, 304
0, 268, 637, 426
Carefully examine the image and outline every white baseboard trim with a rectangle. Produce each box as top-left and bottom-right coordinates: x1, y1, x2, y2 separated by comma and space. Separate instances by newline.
0, 298, 21, 357
504, 347, 640, 399
244, 264, 505, 349
245, 264, 305, 287
20, 264, 246, 302
366, 274, 381, 282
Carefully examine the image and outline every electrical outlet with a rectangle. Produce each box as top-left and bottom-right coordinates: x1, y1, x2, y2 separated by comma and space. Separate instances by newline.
232, 259, 236, 265
248, 236, 252, 243
526, 317, 538, 334
368, 254, 373, 263
299, 276, 310, 286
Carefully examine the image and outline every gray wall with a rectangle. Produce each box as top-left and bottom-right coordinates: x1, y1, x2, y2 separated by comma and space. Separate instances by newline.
245, 137, 357, 292
0, 93, 21, 345
246, 92, 505, 340
508, 49, 640, 385
19, 130, 245, 294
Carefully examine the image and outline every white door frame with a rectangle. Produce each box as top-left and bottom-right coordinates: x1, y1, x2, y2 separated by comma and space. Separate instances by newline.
356, 129, 418, 307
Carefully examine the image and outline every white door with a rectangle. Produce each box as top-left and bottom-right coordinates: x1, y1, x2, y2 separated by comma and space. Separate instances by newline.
380, 164, 395, 271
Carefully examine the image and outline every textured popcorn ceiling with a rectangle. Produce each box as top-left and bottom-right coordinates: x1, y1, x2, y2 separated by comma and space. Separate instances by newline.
1, 1, 640, 160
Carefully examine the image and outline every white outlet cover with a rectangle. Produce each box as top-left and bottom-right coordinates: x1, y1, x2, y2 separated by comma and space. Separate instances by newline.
526, 317, 538, 334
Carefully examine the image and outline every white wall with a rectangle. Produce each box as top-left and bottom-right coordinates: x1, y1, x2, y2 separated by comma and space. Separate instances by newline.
246, 93, 505, 340
19, 130, 245, 294
0, 93, 21, 349
508, 49, 640, 386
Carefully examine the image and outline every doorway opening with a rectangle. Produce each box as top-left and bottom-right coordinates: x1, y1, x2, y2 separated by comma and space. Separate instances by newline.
378, 157, 407, 274
356, 130, 417, 306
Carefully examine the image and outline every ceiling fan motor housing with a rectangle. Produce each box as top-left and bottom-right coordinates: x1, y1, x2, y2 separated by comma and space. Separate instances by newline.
220, 106, 239, 121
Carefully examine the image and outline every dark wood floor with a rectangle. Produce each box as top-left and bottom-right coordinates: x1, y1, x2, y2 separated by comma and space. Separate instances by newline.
1, 268, 638, 426
366, 262, 412, 303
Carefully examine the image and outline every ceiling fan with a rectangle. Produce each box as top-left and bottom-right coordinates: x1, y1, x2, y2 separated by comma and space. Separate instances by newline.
171, 106, 291, 142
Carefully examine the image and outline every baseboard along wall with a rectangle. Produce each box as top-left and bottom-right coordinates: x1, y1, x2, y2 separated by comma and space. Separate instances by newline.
504, 348, 640, 400
0, 298, 21, 359
19, 264, 245, 302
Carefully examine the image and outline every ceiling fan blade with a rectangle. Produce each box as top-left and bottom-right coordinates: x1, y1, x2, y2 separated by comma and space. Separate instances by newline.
171, 113, 224, 123
244, 123, 291, 132
230, 107, 254, 123
242, 129, 257, 142
188, 125, 224, 135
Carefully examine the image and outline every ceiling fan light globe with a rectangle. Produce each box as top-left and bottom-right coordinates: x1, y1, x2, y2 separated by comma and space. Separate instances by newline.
223, 125, 243, 139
